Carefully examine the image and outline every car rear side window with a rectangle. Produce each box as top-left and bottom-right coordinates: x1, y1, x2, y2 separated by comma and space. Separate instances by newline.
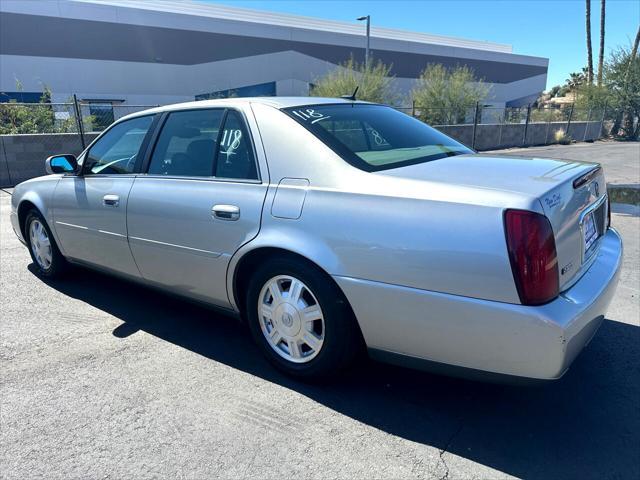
84, 115, 153, 175
148, 109, 225, 177
214, 110, 259, 181
284, 104, 473, 172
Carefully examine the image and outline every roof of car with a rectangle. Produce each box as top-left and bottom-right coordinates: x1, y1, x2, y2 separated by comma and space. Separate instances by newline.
121, 96, 373, 121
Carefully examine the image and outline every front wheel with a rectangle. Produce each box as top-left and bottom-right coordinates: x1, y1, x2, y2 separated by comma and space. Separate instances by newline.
25, 210, 68, 278
246, 257, 361, 379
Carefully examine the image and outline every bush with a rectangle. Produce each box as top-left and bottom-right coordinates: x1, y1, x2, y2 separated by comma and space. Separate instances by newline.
412, 64, 490, 125
0, 85, 79, 135
310, 57, 397, 104
530, 108, 568, 123
554, 129, 572, 144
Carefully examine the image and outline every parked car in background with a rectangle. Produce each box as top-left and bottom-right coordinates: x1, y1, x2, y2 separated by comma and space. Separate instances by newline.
10, 97, 622, 381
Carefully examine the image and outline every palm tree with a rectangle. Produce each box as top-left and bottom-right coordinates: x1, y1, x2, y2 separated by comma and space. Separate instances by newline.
624, 26, 640, 85
597, 0, 606, 86
586, 0, 594, 84
566, 69, 587, 90
632, 25, 640, 60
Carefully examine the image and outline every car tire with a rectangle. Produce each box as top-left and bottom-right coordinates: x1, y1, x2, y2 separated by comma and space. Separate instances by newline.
246, 256, 361, 379
24, 209, 68, 278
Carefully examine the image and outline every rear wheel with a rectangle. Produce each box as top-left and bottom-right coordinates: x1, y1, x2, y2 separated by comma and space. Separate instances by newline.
25, 210, 67, 278
246, 257, 361, 379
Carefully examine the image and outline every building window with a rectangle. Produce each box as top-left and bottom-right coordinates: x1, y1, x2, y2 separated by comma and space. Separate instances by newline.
196, 81, 276, 100
88, 104, 115, 131
0, 92, 46, 103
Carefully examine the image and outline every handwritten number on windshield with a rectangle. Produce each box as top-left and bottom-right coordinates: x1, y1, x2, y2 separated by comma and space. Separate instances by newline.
291, 109, 331, 124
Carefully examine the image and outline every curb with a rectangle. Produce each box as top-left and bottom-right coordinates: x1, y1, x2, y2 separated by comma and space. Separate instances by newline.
607, 184, 640, 206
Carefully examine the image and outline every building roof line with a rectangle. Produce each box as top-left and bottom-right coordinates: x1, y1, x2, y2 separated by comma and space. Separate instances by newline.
77, 0, 513, 53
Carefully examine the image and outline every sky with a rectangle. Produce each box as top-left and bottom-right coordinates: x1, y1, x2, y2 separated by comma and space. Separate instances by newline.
209, 0, 639, 90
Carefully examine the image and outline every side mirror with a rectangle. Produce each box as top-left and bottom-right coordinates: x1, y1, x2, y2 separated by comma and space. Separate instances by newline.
45, 154, 78, 174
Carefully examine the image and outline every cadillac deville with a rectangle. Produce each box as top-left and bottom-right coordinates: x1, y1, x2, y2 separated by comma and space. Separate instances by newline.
10, 97, 622, 381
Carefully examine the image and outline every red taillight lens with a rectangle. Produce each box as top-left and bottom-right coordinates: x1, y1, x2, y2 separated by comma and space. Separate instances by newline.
504, 209, 559, 306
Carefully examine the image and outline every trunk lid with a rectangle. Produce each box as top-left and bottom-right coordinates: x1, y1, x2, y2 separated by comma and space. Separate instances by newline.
379, 153, 609, 290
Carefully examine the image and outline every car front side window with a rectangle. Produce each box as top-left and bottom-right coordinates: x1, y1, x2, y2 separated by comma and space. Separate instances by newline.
84, 115, 154, 175
147, 109, 225, 177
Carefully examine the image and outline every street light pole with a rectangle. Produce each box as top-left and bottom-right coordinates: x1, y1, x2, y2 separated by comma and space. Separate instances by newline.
357, 15, 370, 69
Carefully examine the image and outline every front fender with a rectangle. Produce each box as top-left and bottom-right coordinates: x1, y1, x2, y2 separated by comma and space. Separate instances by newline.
13, 176, 62, 247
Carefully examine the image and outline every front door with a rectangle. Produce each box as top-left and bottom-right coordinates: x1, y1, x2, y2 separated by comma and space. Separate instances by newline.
52, 115, 155, 278
126, 108, 267, 306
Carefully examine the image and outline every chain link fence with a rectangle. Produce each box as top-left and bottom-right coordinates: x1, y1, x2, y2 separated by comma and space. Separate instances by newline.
0, 100, 156, 186
390, 102, 620, 150
0, 98, 632, 187
0, 99, 623, 151
0, 100, 156, 145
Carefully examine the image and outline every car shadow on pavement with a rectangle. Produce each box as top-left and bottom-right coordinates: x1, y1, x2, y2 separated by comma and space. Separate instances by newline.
34, 265, 640, 480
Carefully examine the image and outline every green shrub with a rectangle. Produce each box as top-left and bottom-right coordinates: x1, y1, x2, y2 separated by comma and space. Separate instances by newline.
412, 64, 489, 125
310, 57, 397, 104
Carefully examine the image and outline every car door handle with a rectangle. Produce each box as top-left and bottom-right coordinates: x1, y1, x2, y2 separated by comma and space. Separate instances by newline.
103, 194, 120, 207
212, 204, 240, 221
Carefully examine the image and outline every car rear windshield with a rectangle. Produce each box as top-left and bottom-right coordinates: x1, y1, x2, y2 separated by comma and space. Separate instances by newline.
283, 104, 473, 172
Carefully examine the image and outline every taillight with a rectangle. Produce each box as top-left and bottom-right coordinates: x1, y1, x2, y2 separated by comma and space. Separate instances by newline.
606, 195, 611, 229
504, 210, 559, 306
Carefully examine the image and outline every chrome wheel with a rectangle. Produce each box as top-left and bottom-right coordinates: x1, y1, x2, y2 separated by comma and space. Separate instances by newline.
29, 219, 52, 270
258, 275, 325, 363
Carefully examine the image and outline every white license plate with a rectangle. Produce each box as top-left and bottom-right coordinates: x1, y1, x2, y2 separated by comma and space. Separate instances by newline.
583, 211, 598, 255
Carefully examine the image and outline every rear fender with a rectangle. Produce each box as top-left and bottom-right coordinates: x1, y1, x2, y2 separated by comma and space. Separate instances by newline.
226, 225, 343, 311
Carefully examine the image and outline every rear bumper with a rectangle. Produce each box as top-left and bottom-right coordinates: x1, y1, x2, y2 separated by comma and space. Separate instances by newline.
335, 228, 623, 380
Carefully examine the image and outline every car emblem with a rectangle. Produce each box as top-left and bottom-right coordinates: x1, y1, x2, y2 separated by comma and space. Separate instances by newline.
282, 312, 294, 327
594, 181, 600, 197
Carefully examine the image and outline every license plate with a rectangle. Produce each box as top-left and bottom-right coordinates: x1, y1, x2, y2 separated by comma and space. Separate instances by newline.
583, 211, 598, 255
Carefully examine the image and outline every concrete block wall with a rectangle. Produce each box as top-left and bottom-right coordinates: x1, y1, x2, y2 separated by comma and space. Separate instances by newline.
0, 133, 98, 187
440, 121, 603, 151
436, 125, 474, 146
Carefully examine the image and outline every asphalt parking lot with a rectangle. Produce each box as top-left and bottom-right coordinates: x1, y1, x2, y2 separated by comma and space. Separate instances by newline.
1, 142, 639, 479
491, 140, 640, 186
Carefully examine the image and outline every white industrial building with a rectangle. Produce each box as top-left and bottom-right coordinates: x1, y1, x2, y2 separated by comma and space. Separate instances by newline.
1, 0, 548, 114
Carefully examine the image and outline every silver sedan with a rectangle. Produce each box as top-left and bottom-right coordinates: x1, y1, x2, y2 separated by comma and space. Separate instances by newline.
10, 97, 622, 381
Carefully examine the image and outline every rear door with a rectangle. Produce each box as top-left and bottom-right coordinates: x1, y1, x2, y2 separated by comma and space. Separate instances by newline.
126, 107, 267, 306
52, 114, 156, 278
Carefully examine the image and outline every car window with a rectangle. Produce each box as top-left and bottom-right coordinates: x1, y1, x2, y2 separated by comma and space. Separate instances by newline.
148, 109, 225, 177
84, 115, 153, 175
284, 104, 473, 172
215, 110, 258, 180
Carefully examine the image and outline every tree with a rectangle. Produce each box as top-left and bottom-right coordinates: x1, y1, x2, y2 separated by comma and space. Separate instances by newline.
310, 57, 397, 104
597, 0, 606, 86
620, 30, 640, 138
605, 42, 640, 138
411, 64, 490, 125
0, 83, 80, 134
628, 25, 640, 79
586, 0, 594, 84
566, 68, 589, 90
0, 85, 55, 134
548, 85, 562, 98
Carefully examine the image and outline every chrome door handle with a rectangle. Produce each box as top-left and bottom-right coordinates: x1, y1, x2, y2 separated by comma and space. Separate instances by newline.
103, 194, 120, 207
212, 204, 240, 221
